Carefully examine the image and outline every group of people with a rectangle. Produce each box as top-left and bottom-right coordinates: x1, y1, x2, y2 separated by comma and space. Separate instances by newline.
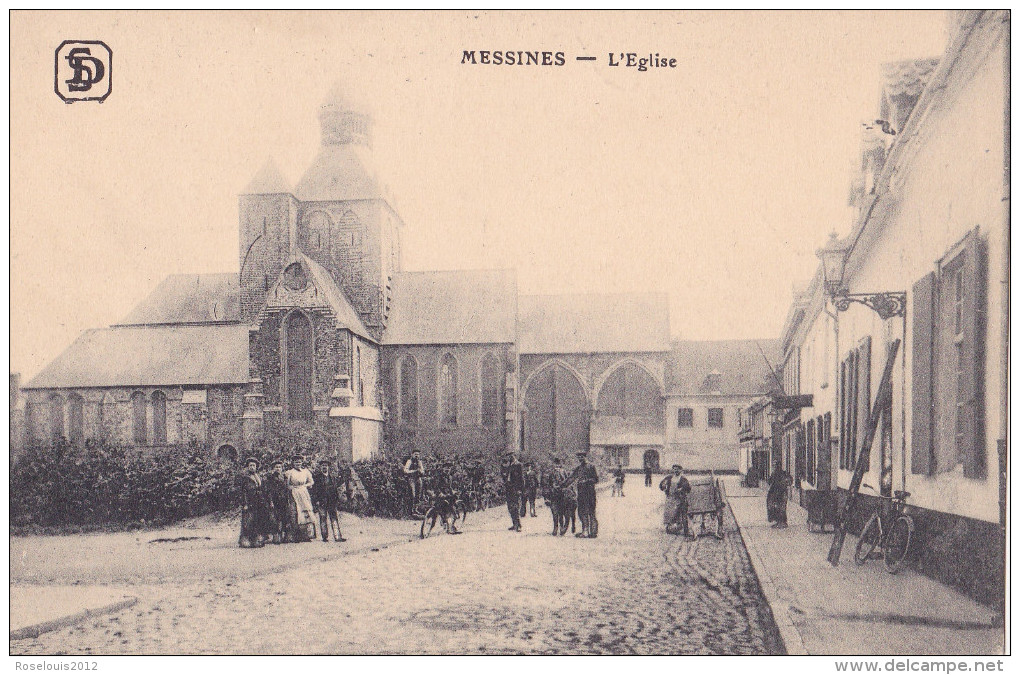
238, 453, 349, 548
501, 450, 600, 537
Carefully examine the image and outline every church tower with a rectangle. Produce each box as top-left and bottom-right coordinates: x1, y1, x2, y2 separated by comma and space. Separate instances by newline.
292, 85, 402, 340
238, 159, 299, 323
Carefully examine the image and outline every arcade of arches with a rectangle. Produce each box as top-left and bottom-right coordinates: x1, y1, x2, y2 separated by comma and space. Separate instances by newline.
522, 361, 665, 465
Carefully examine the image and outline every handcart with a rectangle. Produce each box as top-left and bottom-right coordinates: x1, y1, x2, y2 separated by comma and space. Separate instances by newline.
686, 472, 727, 540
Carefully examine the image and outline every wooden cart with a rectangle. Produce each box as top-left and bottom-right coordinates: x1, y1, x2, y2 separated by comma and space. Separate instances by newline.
686, 473, 727, 540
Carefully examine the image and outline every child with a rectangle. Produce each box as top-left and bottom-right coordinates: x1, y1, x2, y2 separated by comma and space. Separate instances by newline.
611, 464, 626, 497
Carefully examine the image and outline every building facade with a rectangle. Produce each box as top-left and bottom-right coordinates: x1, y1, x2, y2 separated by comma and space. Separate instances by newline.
762, 11, 1008, 609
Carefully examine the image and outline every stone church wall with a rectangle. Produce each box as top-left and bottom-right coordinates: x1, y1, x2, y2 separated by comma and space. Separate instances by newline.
381, 343, 514, 459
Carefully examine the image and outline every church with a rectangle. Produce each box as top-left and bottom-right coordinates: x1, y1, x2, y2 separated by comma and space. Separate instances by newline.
19, 90, 775, 470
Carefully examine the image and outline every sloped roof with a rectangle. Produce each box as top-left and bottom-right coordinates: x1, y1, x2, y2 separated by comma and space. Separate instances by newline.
244, 158, 291, 194
881, 58, 940, 98
117, 274, 240, 326
294, 144, 382, 202
25, 324, 249, 389
298, 253, 373, 341
667, 339, 780, 397
518, 293, 670, 354
383, 270, 517, 345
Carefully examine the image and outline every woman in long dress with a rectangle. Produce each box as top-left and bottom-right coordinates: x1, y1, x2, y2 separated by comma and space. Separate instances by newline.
766, 461, 791, 529
285, 453, 316, 542
239, 457, 268, 548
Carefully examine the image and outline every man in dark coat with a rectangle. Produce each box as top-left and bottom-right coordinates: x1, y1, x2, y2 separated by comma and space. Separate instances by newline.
265, 458, 292, 544
573, 451, 599, 538
766, 461, 792, 528
501, 451, 524, 531
660, 464, 692, 536
238, 457, 269, 548
312, 460, 347, 542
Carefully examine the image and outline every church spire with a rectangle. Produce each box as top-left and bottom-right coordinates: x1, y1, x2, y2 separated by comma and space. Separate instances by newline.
318, 82, 373, 148
244, 157, 291, 194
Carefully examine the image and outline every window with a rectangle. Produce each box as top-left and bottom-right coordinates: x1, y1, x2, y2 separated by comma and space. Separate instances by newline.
356, 345, 364, 407
805, 418, 816, 486
839, 337, 871, 471
677, 408, 693, 427
151, 391, 167, 445
399, 356, 419, 426
68, 393, 85, 446
48, 393, 64, 443
911, 228, 985, 478
285, 311, 314, 420
481, 353, 500, 427
439, 354, 458, 426
708, 408, 724, 428
131, 391, 147, 444
606, 446, 630, 467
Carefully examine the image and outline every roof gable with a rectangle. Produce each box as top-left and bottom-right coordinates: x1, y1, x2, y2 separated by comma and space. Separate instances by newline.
257, 254, 373, 341
244, 158, 291, 194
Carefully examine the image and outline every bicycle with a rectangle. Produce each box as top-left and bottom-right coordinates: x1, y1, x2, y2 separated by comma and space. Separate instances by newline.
853, 484, 915, 573
419, 489, 468, 539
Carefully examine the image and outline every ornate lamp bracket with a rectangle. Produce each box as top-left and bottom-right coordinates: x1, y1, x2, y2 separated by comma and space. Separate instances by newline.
831, 291, 906, 320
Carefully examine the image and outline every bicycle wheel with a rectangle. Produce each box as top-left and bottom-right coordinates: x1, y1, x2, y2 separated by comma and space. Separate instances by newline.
883, 515, 914, 573
420, 507, 439, 539
854, 513, 882, 565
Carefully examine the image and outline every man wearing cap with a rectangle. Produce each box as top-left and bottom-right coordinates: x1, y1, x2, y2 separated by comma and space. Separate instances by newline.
238, 457, 268, 548
403, 449, 426, 512
660, 463, 692, 537
285, 452, 316, 542
501, 451, 525, 531
312, 460, 347, 542
265, 458, 292, 544
573, 451, 599, 538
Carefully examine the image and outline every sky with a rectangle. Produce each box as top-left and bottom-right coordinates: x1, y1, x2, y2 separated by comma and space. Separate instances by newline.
10, 11, 950, 380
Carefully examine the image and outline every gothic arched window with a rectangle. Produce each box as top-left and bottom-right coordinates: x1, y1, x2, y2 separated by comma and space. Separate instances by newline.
399, 356, 419, 426
439, 354, 458, 427
67, 393, 85, 446
131, 391, 147, 444
481, 354, 501, 427
151, 391, 167, 445
48, 393, 64, 443
285, 311, 314, 420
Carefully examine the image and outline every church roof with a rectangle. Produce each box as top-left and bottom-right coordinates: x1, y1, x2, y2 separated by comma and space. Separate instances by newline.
24, 324, 249, 389
244, 158, 291, 194
518, 293, 670, 354
666, 339, 780, 397
117, 273, 240, 326
294, 144, 382, 202
383, 270, 518, 345
297, 253, 373, 341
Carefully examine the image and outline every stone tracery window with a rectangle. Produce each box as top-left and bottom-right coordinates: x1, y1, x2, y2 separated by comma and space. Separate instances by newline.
439, 354, 458, 427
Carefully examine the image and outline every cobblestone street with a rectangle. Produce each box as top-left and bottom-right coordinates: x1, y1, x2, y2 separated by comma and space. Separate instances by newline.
13, 483, 784, 655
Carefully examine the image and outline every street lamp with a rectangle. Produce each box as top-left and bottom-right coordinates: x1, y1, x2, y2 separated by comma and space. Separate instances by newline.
816, 232, 906, 319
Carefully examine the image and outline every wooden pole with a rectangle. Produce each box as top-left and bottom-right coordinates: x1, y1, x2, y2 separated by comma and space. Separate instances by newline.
827, 338, 901, 566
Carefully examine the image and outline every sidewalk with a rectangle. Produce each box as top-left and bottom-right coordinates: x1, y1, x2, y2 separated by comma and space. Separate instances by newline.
724, 478, 1004, 656
10, 586, 138, 640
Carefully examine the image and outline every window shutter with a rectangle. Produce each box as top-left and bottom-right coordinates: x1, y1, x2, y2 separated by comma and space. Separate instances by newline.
911, 271, 936, 475
960, 228, 986, 478
856, 336, 872, 471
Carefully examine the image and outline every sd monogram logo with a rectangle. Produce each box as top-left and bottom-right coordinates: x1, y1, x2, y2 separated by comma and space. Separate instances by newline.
54, 40, 112, 103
